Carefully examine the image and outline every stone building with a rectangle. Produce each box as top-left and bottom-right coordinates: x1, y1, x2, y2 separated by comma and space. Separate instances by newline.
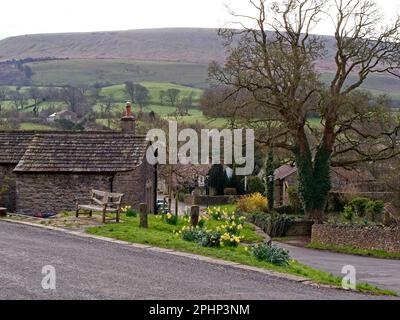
0, 104, 156, 215
271, 164, 376, 206
0, 131, 35, 212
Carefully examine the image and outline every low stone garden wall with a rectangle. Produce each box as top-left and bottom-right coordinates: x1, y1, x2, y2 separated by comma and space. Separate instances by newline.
184, 195, 239, 206
311, 224, 400, 253
286, 221, 314, 237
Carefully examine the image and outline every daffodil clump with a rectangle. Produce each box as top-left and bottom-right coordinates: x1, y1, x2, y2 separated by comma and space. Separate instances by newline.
177, 225, 204, 242
220, 232, 243, 247
178, 207, 247, 248
121, 205, 137, 217
165, 212, 178, 225
197, 215, 208, 228
206, 206, 224, 220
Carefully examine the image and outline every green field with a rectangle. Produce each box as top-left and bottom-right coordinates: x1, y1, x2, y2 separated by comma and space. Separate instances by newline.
99, 81, 203, 104
320, 72, 400, 101
19, 122, 55, 131
27, 59, 209, 88
0, 80, 232, 129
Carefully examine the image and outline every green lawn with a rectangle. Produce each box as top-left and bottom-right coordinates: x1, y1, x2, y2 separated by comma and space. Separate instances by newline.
19, 122, 55, 131
86, 214, 395, 296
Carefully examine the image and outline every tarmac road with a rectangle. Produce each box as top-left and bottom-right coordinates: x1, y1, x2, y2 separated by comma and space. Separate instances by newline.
0, 221, 393, 300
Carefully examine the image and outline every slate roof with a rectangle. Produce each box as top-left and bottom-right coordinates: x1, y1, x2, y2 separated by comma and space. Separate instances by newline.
0, 131, 35, 164
11, 132, 149, 173
274, 164, 298, 180
273, 164, 375, 182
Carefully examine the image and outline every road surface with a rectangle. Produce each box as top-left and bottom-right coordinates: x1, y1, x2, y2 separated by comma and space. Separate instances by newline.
276, 242, 400, 294
0, 221, 393, 300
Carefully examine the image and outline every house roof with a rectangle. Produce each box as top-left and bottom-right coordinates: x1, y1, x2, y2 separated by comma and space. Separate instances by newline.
274, 164, 297, 180
0, 131, 35, 164
273, 163, 375, 182
331, 167, 375, 182
13, 132, 149, 173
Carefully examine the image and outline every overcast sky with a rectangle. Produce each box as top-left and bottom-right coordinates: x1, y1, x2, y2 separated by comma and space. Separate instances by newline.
0, 0, 397, 40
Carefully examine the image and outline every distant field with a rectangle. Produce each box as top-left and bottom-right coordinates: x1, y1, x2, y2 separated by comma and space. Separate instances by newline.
19, 122, 55, 130
27, 59, 209, 88
0, 80, 230, 128
320, 72, 400, 99
100, 81, 203, 104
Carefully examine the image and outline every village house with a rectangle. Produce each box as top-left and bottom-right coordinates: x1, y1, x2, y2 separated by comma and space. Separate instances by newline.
0, 103, 156, 215
269, 164, 376, 206
46, 110, 78, 123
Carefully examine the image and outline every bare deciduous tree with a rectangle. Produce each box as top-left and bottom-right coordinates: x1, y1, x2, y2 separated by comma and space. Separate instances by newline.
209, 0, 400, 222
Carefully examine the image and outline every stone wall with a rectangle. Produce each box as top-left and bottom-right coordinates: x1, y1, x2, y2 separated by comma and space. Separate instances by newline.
15, 164, 155, 216
311, 224, 400, 253
184, 195, 238, 206
16, 173, 113, 215
0, 164, 17, 212
113, 161, 155, 212
286, 221, 314, 237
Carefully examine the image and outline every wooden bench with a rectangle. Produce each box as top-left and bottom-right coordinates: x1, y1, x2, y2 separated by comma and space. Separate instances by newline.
75, 190, 124, 223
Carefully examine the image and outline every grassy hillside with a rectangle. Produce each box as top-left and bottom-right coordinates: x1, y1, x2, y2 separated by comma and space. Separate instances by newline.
0, 28, 399, 95
0, 28, 226, 64
28, 59, 209, 88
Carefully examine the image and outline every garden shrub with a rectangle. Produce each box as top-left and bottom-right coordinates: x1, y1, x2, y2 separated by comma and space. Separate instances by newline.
198, 230, 222, 248
236, 193, 268, 213
349, 197, 370, 217
342, 205, 354, 222
180, 226, 204, 242
246, 211, 293, 237
274, 205, 298, 216
246, 176, 265, 194
252, 243, 290, 266
366, 200, 385, 222
287, 185, 302, 214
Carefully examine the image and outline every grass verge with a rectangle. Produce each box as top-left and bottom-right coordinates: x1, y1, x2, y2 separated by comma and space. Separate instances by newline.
86, 215, 396, 296
307, 242, 400, 260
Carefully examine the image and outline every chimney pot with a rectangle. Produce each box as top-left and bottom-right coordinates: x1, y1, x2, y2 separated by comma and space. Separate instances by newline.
121, 102, 136, 134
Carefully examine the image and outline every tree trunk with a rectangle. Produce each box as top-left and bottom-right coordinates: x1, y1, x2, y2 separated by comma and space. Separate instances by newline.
293, 129, 332, 224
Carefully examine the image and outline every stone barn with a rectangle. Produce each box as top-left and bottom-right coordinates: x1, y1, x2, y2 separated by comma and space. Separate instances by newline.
0, 105, 156, 215
0, 131, 35, 212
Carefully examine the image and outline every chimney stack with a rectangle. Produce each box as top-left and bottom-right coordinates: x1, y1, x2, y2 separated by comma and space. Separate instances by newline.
121, 101, 136, 134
